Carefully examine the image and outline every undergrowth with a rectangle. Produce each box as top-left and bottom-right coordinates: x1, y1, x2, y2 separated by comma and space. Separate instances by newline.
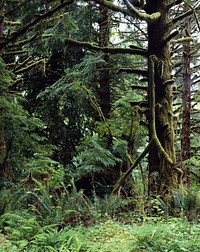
0, 180, 199, 251
0, 216, 199, 252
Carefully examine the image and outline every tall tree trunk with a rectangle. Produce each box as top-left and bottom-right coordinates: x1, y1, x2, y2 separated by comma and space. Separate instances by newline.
146, 0, 177, 194
99, 5, 111, 119
98, 4, 112, 144
0, 5, 12, 181
181, 13, 191, 188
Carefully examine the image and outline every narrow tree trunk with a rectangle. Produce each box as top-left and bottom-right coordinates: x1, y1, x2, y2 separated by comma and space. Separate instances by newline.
99, 5, 111, 120
146, 0, 177, 194
98, 4, 112, 145
181, 14, 191, 188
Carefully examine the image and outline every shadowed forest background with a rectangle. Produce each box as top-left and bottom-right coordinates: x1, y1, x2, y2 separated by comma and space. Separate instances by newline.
0, 0, 199, 251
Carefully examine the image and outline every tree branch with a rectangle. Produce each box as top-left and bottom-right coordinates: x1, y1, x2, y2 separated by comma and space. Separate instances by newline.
183, 0, 200, 32
123, 0, 161, 23
7, 34, 53, 48
116, 67, 148, 76
7, 33, 39, 47
94, 0, 160, 23
170, 9, 193, 25
170, 37, 193, 44
4, 21, 21, 26
165, 30, 179, 44
0, 0, 74, 50
14, 56, 32, 71
112, 140, 154, 195
167, 0, 183, 10
94, 0, 129, 16
169, 1, 200, 31
14, 59, 46, 77
2, 50, 28, 55
65, 37, 147, 56
131, 86, 147, 91
81, 85, 113, 141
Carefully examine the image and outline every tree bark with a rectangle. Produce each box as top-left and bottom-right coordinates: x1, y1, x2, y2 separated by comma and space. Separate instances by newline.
181, 13, 191, 188
98, 3, 113, 146
99, 4, 111, 120
146, 0, 178, 194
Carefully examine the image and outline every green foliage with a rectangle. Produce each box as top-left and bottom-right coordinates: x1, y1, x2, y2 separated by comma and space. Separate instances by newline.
0, 57, 60, 186
110, 77, 146, 142
73, 219, 200, 252
130, 219, 200, 252
25, 151, 65, 185
72, 138, 121, 176
37, 72, 93, 164
160, 186, 200, 220
0, 176, 95, 228
184, 188, 200, 222
64, 54, 106, 83
0, 211, 82, 252
0, 59, 13, 90
31, 227, 82, 252
1, 216, 199, 252
92, 194, 131, 218
1, 212, 40, 241
184, 156, 200, 181
0, 183, 200, 252
0, 1, 199, 251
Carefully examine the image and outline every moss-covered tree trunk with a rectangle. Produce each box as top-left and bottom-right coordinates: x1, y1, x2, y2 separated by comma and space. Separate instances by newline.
99, 4, 111, 120
181, 13, 191, 188
98, 4, 112, 145
146, 0, 177, 193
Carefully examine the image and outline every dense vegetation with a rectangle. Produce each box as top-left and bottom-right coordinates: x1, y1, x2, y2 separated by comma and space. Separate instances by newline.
0, 0, 199, 251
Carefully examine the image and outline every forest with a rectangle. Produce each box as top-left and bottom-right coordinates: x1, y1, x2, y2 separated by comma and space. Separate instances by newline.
0, 0, 200, 251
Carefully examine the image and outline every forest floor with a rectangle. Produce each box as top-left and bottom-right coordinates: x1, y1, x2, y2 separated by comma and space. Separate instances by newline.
0, 216, 199, 251
74, 218, 200, 252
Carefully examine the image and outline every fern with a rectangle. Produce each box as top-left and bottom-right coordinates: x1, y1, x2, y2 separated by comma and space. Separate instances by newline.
31, 227, 82, 252
0, 211, 82, 252
72, 139, 121, 176
0, 211, 41, 243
